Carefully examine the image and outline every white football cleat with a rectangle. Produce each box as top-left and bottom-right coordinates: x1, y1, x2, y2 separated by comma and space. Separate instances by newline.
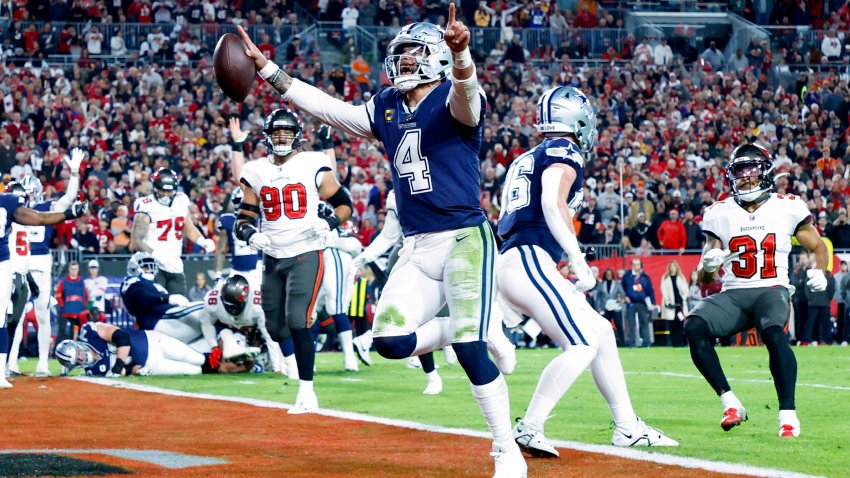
0, 377, 13, 389
487, 331, 516, 375
779, 410, 800, 438
612, 418, 679, 447
491, 442, 527, 478
353, 336, 372, 366
443, 344, 457, 365
422, 371, 443, 395
344, 353, 359, 372
35, 361, 51, 378
513, 419, 559, 458
407, 356, 422, 369
288, 389, 319, 415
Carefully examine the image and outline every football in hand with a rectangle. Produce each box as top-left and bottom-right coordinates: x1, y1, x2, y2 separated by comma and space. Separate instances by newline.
213, 33, 256, 102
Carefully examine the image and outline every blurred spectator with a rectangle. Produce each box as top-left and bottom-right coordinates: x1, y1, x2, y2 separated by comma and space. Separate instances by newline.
821, 30, 842, 61
621, 258, 656, 347
576, 195, 602, 244
188, 272, 211, 302
660, 260, 688, 347
85, 26, 104, 55
56, 261, 87, 342
835, 261, 848, 344
728, 48, 748, 70
595, 267, 626, 346
110, 29, 127, 55
701, 40, 724, 71
653, 38, 673, 66
803, 260, 836, 345
73, 219, 99, 252
657, 209, 686, 252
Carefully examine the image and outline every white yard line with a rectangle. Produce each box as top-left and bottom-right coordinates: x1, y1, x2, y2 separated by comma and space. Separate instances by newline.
626, 371, 850, 391
71, 376, 823, 478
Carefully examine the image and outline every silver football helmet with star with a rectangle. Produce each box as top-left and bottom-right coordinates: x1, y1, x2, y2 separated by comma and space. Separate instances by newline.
384, 22, 452, 92
535, 86, 598, 152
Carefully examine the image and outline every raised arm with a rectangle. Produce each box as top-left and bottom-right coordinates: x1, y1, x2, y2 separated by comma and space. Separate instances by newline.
235, 26, 374, 139
228, 117, 248, 181
445, 2, 482, 128
214, 227, 229, 278
13, 200, 87, 226
129, 213, 153, 253
53, 148, 84, 211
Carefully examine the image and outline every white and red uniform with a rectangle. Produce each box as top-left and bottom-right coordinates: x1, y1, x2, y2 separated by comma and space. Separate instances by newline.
133, 193, 191, 273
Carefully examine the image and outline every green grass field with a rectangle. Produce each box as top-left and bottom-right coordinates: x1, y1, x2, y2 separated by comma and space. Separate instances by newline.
32, 346, 850, 477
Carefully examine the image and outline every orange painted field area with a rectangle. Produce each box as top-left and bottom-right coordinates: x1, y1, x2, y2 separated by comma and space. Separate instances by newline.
1, 378, 748, 477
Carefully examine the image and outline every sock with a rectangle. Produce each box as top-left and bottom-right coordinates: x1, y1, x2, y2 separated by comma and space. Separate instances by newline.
338, 330, 356, 363
354, 315, 371, 337
279, 337, 295, 357
590, 328, 638, 432
8, 318, 24, 371
332, 313, 352, 332
419, 352, 436, 374
720, 391, 743, 411
684, 316, 731, 395
291, 328, 315, 381
778, 409, 798, 424
762, 325, 797, 410
412, 317, 452, 356
36, 308, 51, 367
526, 346, 596, 430
470, 374, 517, 450
298, 379, 314, 396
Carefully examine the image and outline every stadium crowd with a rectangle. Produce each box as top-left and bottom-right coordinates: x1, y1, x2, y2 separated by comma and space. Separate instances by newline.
1, 0, 850, 348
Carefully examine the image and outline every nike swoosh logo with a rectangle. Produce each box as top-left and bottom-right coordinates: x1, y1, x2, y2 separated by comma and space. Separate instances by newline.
455, 235, 470, 242
621, 433, 633, 439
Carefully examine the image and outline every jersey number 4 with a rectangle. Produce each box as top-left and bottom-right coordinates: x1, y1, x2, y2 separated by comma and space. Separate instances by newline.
729, 233, 777, 279
393, 129, 432, 194
260, 184, 307, 221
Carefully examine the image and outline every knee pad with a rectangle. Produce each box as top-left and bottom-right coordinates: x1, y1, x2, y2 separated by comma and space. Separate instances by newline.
684, 316, 710, 341
453, 341, 499, 385
374, 334, 416, 359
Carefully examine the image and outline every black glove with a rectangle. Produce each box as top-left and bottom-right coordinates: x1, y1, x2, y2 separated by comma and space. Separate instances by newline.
316, 124, 334, 150
64, 199, 89, 220
26, 272, 39, 298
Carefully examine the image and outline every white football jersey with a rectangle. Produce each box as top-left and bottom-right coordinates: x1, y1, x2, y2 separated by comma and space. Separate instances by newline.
203, 281, 264, 330
240, 153, 332, 259
701, 193, 812, 291
133, 193, 191, 273
9, 222, 30, 274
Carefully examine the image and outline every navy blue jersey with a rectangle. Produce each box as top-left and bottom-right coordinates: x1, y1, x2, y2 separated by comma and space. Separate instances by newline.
368, 81, 487, 235
78, 323, 149, 376
120, 275, 172, 330
217, 213, 260, 272
498, 138, 585, 262
0, 193, 25, 263
29, 201, 56, 256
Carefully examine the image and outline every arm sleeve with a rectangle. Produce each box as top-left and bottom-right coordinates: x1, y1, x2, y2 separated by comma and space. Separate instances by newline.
53, 174, 80, 211
358, 208, 402, 263
540, 166, 583, 260
448, 75, 484, 127
283, 79, 375, 140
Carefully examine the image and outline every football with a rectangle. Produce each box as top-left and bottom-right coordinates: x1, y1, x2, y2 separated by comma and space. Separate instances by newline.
213, 33, 256, 102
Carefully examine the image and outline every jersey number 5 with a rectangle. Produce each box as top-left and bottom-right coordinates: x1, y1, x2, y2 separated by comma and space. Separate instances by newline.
393, 129, 432, 194
260, 184, 307, 221
728, 233, 777, 279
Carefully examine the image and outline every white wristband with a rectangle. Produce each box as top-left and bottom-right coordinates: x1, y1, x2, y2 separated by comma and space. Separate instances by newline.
453, 48, 472, 69
258, 62, 280, 80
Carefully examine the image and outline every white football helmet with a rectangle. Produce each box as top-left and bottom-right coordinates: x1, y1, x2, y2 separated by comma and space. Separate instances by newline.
127, 251, 159, 279
384, 22, 452, 92
20, 175, 43, 207
535, 86, 598, 152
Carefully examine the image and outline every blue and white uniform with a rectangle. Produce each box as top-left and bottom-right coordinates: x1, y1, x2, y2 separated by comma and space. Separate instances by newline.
317, 229, 362, 316
497, 138, 608, 349
120, 275, 206, 348
0, 193, 26, 329
78, 322, 205, 376
217, 212, 262, 284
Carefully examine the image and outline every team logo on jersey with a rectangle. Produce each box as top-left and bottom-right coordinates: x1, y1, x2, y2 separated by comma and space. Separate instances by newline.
384, 109, 395, 123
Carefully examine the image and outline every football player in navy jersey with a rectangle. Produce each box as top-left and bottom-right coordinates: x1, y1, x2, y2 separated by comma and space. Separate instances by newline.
497, 86, 677, 456
214, 187, 262, 284
16, 148, 84, 377
54, 321, 227, 377
237, 5, 525, 474
0, 175, 88, 388
119, 252, 207, 350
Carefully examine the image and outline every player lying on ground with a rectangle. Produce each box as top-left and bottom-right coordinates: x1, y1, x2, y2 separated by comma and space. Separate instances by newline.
497, 86, 678, 456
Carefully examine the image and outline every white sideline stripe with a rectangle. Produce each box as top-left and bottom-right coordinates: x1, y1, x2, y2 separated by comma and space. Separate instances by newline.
70, 377, 823, 478
628, 371, 850, 391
